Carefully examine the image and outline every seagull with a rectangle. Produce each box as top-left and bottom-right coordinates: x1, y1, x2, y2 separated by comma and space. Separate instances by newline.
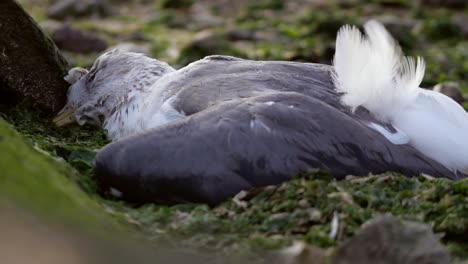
53, 20, 467, 205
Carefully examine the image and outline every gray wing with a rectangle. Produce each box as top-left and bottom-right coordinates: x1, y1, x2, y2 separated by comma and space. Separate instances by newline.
159, 55, 340, 115
94, 91, 456, 206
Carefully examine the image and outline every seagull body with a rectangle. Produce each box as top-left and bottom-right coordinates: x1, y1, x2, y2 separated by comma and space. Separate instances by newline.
53, 21, 467, 205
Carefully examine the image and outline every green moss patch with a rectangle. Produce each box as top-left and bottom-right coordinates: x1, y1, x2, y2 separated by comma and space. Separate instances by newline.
0, 115, 114, 231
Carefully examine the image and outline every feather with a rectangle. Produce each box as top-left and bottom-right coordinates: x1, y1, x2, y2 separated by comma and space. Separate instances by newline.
333, 20, 422, 121
333, 20, 468, 174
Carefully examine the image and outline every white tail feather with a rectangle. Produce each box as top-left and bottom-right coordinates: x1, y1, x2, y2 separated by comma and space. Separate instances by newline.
332, 20, 424, 121
332, 20, 468, 175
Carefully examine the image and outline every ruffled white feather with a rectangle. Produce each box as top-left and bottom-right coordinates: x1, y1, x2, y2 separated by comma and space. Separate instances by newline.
333, 21, 423, 121
333, 20, 468, 175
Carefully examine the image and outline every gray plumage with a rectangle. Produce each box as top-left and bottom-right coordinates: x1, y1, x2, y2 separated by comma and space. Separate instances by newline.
92, 55, 459, 205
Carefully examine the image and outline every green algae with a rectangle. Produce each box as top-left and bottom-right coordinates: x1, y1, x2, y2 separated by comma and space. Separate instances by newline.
97, 173, 466, 260
112, 173, 468, 259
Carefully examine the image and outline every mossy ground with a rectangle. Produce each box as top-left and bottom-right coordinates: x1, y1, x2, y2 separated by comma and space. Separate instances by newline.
2, 105, 468, 260
4, 0, 468, 261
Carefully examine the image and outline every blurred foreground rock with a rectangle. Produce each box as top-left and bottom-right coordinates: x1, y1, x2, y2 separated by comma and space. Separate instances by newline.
276, 215, 450, 264
0, 0, 70, 113
0, 117, 211, 264
332, 215, 450, 264
433, 82, 464, 105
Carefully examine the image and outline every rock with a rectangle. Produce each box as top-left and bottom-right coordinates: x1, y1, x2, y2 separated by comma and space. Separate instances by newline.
0, 0, 69, 113
332, 215, 450, 264
52, 25, 107, 54
452, 15, 468, 38
47, 0, 111, 21
120, 32, 150, 42
225, 29, 262, 41
107, 42, 151, 56
177, 30, 246, 66
433, 82, 465, 105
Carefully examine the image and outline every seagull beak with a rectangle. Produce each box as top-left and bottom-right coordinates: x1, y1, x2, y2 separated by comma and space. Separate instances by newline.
53, 106, 77, 127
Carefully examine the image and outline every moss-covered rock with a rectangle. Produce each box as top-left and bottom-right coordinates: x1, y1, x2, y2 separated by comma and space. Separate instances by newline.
0, 113, 217, 263
0, 0, 70, 113
0, 116, 112, 229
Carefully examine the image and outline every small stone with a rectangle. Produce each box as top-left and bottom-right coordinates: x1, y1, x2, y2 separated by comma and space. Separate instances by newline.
47, 0, 111, 21
276, 241, 328, 264
327, 192, 355, 205
298, 199, 310, 208
232, 190, 249, 208
433, 82, 464, 105
52, 25, 107, 54
332, 215, 450, 264
307, 208, 322, 222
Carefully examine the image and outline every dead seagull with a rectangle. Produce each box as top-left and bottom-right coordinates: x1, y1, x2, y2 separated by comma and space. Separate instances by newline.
53, 21, 467, 205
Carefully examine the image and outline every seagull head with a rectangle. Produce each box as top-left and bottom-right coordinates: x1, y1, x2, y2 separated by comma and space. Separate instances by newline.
53, 49, 174, 127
